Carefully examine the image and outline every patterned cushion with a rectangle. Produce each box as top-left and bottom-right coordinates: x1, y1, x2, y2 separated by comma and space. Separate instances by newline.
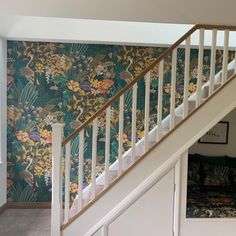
188, 155, 201, 186
203, 163, 230, 186
188, 154, 233, 187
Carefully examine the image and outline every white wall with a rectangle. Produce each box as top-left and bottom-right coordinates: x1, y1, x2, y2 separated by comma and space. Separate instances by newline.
0, 37, 7, 207
190, 107, 236, 157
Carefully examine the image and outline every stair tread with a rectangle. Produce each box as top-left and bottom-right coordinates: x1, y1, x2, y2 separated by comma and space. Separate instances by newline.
163, 114, 183, 129
109, 170, 118, 182
202, 82, 222, 98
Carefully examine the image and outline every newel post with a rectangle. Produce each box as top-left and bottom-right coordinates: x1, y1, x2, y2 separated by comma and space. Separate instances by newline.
51, 123, 65, 236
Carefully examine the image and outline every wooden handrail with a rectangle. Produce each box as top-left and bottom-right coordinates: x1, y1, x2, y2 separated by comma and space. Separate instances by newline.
62, 73, 236, 231
62, 24, 236, 146
197, 24, 236, 31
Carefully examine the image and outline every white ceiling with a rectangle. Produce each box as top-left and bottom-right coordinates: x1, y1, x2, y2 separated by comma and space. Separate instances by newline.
1, 0, 236, 25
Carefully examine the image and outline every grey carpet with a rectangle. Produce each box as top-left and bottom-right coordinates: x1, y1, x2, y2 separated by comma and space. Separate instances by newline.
0, 209, 51, 236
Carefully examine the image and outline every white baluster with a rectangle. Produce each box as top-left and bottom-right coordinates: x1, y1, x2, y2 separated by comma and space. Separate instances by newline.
51, 123, 64, 236
105, 107, 111, 188
196, 28, 204, 107
222, 30, 229, 84
118, 95, 124, 175
144, 71, 151, 152
170, 48, 177, 130
131, 84, 137, 164
78, 129, 84, 211
64, 141, 71, 223
183, 37, 191, 118
91, 118, 98, 200
234, 51, 236, 74
157, 60, 164, 141
209, 29, 217, 96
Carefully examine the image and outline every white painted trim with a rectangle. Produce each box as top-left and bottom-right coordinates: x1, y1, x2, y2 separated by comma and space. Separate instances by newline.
51, 123, 65, 236
185, 218, 236, 222
84, 153, 182, 236
105, 106, 111, 188
64, 141, 71, 224
180, 150, 189, 229
0, 37, 7, 207
222, 30, 230, 84
183, 37, 191, 118
118, 95, 124, 175
91, 118, 98, 200
196, 28, 204, 107
170, 48, 177, 130
181, 148, 236, 224
157, 60, 164, 141
173, 158, 181, 236
78, 129, 85, 211
144, 71, 151, 152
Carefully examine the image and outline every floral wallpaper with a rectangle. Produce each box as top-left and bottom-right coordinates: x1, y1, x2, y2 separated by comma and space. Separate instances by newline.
7, 40, 235, 202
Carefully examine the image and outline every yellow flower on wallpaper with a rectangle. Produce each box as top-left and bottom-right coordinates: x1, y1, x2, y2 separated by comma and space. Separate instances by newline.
137, 130, 144, 139
91, 79, 102, 89
67, 80, 80, 92
34, 165, 44, 176
35, 63, 45, 74
16, 130, 30, 143
40, 129, 51, 139
189, 82, 197, 93
164, 83, 171, 94
70, 183, 78, 193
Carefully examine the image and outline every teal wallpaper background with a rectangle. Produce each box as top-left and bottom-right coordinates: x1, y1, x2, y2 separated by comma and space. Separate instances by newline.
7, 40, 234, 202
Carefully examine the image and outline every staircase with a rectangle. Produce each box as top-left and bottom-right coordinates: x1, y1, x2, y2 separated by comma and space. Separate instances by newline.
51, 24, 236, 236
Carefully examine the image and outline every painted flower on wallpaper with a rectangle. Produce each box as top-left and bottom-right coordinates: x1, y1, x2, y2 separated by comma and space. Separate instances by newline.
7, 40, 234, 203
16, 130, 30, 143
67, 80, 81, 92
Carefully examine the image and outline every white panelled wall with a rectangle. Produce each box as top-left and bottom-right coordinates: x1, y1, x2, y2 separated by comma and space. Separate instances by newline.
0, 37, 7, 207
97, 169, 175, 236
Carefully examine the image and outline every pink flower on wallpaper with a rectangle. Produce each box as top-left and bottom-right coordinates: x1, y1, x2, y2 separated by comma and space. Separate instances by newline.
7, 75, 14, 87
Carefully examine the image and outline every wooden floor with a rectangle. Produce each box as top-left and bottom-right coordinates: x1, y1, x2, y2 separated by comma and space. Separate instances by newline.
0, 209, 50, 236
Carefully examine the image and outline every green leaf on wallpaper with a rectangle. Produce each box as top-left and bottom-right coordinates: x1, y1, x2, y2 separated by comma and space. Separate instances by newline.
71, 134, 88, 156
11, 81, 24, 103
124, 89, 132, 110
38, 104, 55, 118
111, 84, 123, 110
10, 183, 38, 202
51, 76, 67, 85
151, 79, 158, 88
25, 120, 38, 131
75, 75, 83, 81
20, 82, 38, 107
70, 44, 88, 55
